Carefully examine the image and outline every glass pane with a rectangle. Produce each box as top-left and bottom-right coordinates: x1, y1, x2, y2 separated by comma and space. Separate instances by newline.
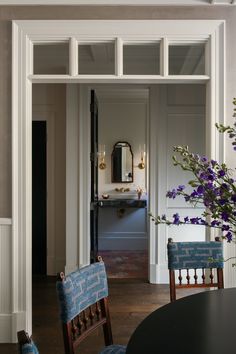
34, 43, 69, 75
169, 44, 205, 75
78, 43, 115, 75
123, 43, 160, 75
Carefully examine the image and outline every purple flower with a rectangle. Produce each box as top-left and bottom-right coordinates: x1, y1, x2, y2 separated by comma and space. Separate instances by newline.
211, 160, 217, 167
221, 212, 229, 222
166, 189, 177, 199
190, 217, 201, 224
184, 216, 189, 223
218, 170, 226, 177
173, 213, 180, 225
206, 182, 214, 190
191, 191, 198, 198
219, 199, 227, 206
211, 220, 220, 227
177, 185, 185, 192
221, 224, 230, 231
197, 185, 205, 195
225, 232, 233, 242
199, 172, 208, 180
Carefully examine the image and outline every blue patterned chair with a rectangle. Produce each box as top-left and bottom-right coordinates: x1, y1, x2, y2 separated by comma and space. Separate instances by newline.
17, 330, 39, 354
56, 257, 126, 354
167, 237, 224, 302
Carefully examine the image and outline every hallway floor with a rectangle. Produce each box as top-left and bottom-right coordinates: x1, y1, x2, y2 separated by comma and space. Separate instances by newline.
0, 277, 200, 354
99, 250, 148, 278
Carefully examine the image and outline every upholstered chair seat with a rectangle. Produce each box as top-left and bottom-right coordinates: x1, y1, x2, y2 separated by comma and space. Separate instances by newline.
17, 330, 39, 354
100, 344, 127, 354
21, 342, 39, 354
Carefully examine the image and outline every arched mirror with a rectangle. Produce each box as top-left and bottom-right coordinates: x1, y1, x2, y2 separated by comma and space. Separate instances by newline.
111, 141, 133, 183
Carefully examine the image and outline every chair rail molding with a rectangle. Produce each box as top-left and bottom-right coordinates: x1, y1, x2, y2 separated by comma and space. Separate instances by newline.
11, 19, 225, 342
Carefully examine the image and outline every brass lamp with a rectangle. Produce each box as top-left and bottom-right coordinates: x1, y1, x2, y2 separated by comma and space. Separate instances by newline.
98, 144, 106, 170
138, 144, 146, 169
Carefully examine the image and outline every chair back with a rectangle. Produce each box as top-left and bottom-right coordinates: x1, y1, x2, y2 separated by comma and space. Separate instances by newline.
167, 237, 224, 302
56, 258, 113, 354
17, 330, 39, 354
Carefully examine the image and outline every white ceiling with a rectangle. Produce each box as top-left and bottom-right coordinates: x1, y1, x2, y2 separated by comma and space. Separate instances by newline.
0, 0, 234, 5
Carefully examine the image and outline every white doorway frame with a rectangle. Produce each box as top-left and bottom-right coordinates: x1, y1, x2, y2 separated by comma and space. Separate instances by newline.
12, 19, 225, 337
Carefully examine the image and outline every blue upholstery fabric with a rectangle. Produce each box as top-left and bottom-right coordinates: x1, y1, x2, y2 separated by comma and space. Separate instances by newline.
22, 342, 39, 354
167, 241, 223, 270
100, 345, 126, 354
56, 261, 108, 323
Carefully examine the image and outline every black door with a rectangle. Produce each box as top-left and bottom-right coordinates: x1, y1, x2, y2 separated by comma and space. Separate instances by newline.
32, 121, 47, 275
90, 90, 99, 263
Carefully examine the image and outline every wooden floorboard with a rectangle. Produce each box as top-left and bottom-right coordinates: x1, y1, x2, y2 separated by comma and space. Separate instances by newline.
0, 277, 201, 354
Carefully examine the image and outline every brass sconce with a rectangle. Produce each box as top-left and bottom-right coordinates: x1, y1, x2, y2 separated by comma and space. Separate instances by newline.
98, 144, 106, 170
138, 144, 146, 170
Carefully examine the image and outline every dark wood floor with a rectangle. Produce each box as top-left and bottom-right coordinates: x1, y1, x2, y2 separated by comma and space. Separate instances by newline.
0, 277, 200, 354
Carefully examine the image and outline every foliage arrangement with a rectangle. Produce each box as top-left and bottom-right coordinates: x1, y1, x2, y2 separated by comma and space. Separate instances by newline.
149, 99, 236, 243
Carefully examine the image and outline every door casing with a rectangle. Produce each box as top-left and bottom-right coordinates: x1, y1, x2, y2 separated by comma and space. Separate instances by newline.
11, 19, 225, 339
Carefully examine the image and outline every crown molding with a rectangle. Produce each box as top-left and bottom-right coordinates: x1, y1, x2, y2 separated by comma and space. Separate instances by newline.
0, 0, 235, 6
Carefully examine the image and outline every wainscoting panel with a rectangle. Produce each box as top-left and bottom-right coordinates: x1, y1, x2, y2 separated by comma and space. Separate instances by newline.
0, 219, 12, 342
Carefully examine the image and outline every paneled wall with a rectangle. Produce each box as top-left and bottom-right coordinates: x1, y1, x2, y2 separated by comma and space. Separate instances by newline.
154, 84, 207, 282
0, 219, 12, 342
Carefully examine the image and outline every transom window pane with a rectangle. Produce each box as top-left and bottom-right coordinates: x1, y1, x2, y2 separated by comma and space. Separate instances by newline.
78, 42, 115, 75
123, 43, 160, 75
34, 43, 69, 75
169, 43, 205, 75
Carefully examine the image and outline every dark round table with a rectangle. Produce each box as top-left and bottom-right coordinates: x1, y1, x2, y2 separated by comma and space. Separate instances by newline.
126, 288, 236, 354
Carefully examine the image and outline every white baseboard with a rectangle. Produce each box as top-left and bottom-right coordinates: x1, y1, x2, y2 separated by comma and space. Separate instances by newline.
149, 263, 169, 284
0, 314, 12, 343
0, 311, 26, 343
11, 311, 27, 343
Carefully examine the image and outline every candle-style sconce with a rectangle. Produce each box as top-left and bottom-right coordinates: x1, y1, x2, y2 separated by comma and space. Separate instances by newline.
138, 144, 146, 169
98, 144, 106, 170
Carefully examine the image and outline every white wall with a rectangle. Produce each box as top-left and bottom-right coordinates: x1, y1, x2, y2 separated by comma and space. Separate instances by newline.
152, 84, 206, 282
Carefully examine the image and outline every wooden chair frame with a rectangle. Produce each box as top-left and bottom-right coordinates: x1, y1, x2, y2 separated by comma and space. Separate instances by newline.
168, 238, 224, 302
57, 258, 113, 354
17, 330, 32, 353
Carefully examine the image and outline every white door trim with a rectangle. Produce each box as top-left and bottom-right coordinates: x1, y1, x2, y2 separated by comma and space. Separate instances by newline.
12, 19, 225, 338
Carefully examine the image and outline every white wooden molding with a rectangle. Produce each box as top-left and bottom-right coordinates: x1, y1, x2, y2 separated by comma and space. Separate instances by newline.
11, 19, 225, 342
65, 85, 79, 275
0, 218, 12, 225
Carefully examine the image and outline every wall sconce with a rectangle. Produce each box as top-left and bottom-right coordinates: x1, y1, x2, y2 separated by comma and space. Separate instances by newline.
98, 144, 106, 170
138, 144, 146, 169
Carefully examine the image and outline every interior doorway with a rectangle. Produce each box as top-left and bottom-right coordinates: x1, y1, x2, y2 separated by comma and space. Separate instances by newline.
94, 87, 149, 279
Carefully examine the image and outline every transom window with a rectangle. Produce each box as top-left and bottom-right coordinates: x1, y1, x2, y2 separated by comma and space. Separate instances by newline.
32, 38, 208, 78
